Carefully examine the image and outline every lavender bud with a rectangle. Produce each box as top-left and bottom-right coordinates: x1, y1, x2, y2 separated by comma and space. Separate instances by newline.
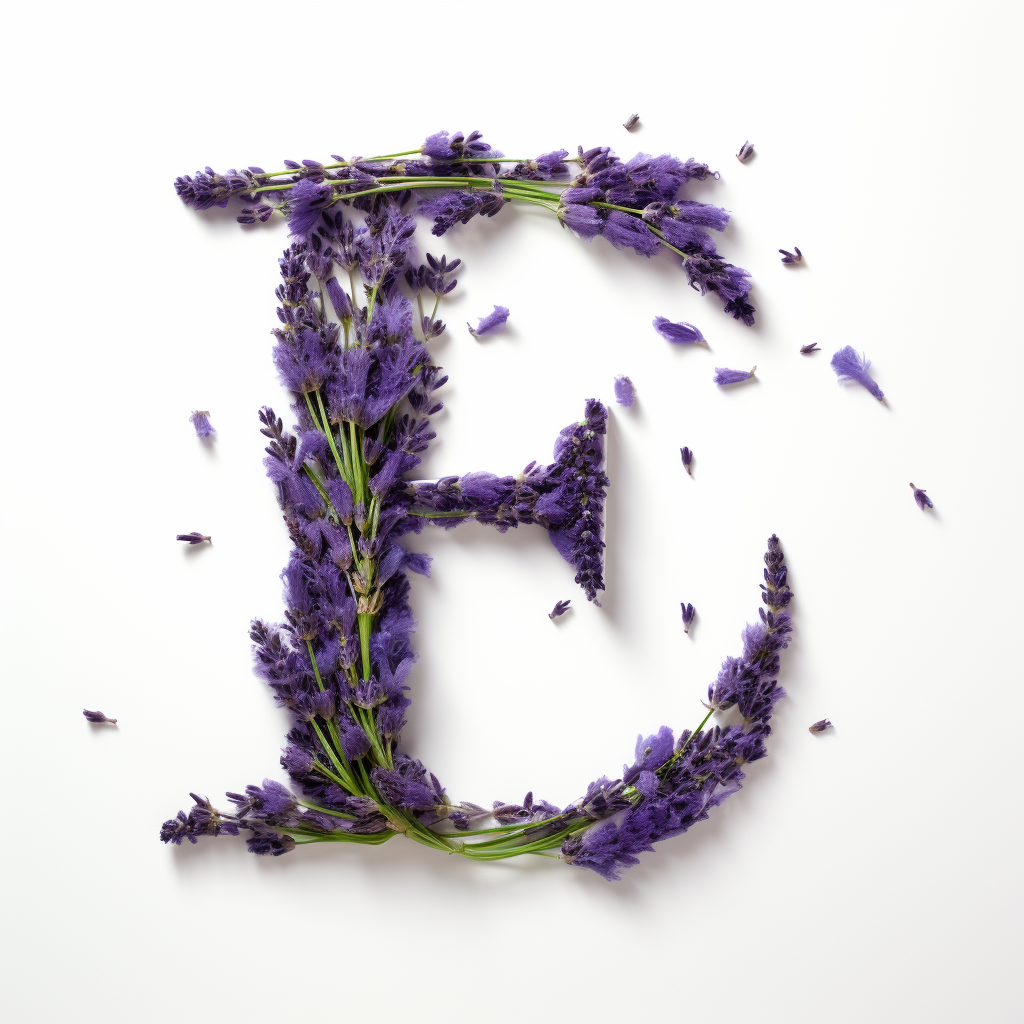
613, 375, 635, 407
736, 141, 755, 162
800, 343, 820, 354
83, 709, 117, 725
779, 247, 802, 264
176, 532, 211, 544
189, 410, 216, 439
713, 366, 756, 386
680, 603, 696, 633
548, 599, 571, 619
468, 305, 509, 338
653, 316, 705, 345
623, 113, 640, 130
680, 447, 693, 475
909, 483, 934, 510
831, 346, 883, 401
808, 719, 833, 733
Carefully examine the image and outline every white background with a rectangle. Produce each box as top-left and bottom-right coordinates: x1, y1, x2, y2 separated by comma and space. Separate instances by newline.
1, 2, 1020, 1021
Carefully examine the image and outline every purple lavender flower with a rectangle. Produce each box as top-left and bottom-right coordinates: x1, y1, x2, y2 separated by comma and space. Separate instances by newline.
808, 719, 833, 733
189, 410, 215, 439
831, 346, 884, 401
174, 166, 262, 210
623, 114, 640, 130
285, 179, 335, 239
910, 483, 933, 510
468, 305, 509, 338
653, 316, 705, 345
177, 532, 211, 544
680, 603, 696, 633
614, 375, 635, 407
779, 247, 802, 264
680, 447, 693, 475
800, 343, 820, 354
714, 366, 756, 386
736, 141, 755, 162
83, 709, 117, 725
549, 599, 571, 619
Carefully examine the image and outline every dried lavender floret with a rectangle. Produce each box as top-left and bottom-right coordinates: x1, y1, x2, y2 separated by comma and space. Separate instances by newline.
779, 247, 802, 264
190, 410, 216, 438
653, 316, 705, 345
808, 719, 833, 733
680, 447, 693, 475
468, 305, 509, 338
614, 375, 635, 406
736, 141, 755, 162
680, 603, 696, 632
623, 113, 640, 130
831, 346, 884, 401
549, 599, 571, 619
800, 343, 820, 354
83, 709, 117, 725
714, 365, 756, 386
910, 483, 933, 509
177, 532, 211, 544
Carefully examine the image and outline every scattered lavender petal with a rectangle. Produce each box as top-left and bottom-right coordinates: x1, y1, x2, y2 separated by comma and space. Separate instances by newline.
779, 247, 802, 265
736, 141, 755, 162
623, 114, 640, 130
910, 483, 933, 510
468, 305, 509, 338
190, 410, 216, 439
83, 709, 117, 725
680, 447, 693, 475
800, 343, 820, 354
549, 599, 571, 619
653, 316, 705, 345
680, 603, 696, 633
830, 346, 884, 401
714, 365, 756, 386
808, 719, 833, 733
614, 375, 635, 407
177, 532, 211, 545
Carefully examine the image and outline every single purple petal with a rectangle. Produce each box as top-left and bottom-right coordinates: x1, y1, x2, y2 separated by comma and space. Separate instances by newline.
189, 410, 215, 439
909, 483, 933, 510
549, 599, 571, 619
680, 603, 696, 632
614, 375, 635, 407
713, 366, 756, 386
653, 316, 705, 345
800, 343, 820, 354
831, 346, 884, 401
83, 709, 117, 725
680, 447, 693, 475
808, 719, 833, 733
736, 141, 755, 162
468, 305, 509, 338
623, 114, 640, 130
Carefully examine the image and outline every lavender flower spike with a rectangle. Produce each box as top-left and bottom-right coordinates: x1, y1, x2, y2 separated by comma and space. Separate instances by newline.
808, 719, 833, 733
800, 343, 820, 354
680, 603, 696, 633
831, 346, 884, 401
468, 305, 509, 338
714, 366, 756, 386
779, 247, 802, 264
737, 141, 755, 162
83, 709, 117, 725
549, 599, 571, 619
653, 316, 705, 345
190, 410, 216, 438
177, 532, 211, 544
623, 114, 640, 130
680, 447, 693, 475
614, 375, 635, 407
910, 483, 934, 510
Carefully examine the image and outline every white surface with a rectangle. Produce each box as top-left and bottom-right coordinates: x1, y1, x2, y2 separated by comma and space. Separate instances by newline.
1, 2, 1020, 1021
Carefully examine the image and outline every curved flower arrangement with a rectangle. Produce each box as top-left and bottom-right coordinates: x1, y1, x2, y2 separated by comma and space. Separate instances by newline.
163, 131, 792, 880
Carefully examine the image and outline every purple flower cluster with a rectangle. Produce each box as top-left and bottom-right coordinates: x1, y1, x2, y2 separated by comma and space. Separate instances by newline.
165, 134, 789, 878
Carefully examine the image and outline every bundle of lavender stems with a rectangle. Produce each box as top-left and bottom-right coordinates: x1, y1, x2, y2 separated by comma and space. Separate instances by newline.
163, 130, 791, 880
